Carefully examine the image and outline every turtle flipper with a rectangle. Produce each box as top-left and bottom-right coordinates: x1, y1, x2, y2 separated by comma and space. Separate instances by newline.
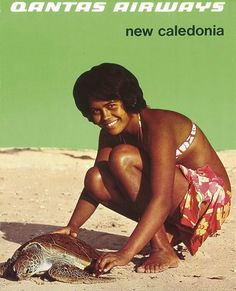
0, 261, 10, 277
0, 258, 17, 278
48, 263, 114, 284
0, 248, 22, 278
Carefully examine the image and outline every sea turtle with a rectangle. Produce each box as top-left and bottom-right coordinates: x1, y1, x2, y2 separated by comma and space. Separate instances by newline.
0, 233, 111, 283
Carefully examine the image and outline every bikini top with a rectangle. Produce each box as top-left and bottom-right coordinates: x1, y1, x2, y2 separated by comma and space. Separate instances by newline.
175, 123, 196, 159
120, 114, 197, 159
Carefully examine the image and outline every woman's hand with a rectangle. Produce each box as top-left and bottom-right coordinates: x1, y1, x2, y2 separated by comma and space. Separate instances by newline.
96, 250, 132, 274
52, 225, 78, 238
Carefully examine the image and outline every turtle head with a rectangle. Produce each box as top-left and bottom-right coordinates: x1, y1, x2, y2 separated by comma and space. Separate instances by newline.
14, 259, 36, 280
14, 243, 44, 280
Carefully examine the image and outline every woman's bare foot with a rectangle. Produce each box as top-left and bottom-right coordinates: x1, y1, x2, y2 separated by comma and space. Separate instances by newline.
136, 248, 179, 273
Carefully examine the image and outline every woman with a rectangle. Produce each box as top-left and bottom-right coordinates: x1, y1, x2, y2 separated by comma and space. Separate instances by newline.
55, 63, 231, 273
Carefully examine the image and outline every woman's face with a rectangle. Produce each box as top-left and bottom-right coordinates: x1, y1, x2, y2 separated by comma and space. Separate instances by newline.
88, 99, 132, 135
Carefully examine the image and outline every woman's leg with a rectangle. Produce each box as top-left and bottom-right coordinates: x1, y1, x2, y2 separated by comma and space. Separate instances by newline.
85, 144, 188, 272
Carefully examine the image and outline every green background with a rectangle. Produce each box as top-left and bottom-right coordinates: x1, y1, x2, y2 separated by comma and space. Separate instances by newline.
1, 1, 235, 150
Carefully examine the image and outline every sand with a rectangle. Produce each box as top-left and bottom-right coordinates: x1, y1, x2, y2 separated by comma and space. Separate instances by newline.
0, 148, 235, 291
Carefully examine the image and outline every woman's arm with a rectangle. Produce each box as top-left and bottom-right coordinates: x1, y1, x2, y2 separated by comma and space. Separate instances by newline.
54, 129, 116, 237
97, 121, 177, 271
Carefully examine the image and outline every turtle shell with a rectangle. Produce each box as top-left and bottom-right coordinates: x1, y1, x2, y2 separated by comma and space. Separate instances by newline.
30, 233, 100, 264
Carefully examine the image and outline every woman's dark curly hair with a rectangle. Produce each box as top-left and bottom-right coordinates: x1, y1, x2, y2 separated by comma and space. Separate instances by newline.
73, 63, 147, 119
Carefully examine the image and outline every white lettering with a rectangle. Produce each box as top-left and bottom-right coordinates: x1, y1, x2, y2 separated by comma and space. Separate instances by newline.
195, 2, 212, 12
9, 1, 226, 13
28, 2, 44, 12
178, 2, 194, 12
113, 2, 129, 12
75, 2, 92, 12
130, 2, 138, 12
92, 2, 106, 12
211, 2, 225, 12
138, 2, 154, 12
62, 2, 77, 12
10, 2, 27, 12
155, 2, 178, 12
45, 2, 61, 12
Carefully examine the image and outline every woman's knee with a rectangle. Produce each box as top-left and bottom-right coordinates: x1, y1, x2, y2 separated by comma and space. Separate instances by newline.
84, 166, 107, 202
108, 144, 140, 174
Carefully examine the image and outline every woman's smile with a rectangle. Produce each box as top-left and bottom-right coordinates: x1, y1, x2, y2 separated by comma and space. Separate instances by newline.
103, 118, 119, 129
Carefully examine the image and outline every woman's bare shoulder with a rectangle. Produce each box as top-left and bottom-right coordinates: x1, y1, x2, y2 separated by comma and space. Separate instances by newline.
141, 108, 191, 129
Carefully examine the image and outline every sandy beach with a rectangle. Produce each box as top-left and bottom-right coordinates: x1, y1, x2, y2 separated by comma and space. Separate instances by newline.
0, 148, 235, 291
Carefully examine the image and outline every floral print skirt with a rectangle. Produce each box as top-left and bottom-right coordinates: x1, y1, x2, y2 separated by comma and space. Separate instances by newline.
177, 165, 231, 255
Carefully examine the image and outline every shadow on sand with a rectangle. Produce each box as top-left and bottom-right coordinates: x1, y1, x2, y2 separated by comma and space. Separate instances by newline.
0, 221, 130, 251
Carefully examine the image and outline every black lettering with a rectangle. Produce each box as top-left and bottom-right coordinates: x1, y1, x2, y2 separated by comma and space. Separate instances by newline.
142, 28, 153, 36
125, 27, 153, 37
126, 28, 134, 36
134, 28, 142, 36
158, 28, 166, 36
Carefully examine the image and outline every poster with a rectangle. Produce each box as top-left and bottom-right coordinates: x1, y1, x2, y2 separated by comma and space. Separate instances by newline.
0, 1, 235, 290
1, 0, 235, 150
